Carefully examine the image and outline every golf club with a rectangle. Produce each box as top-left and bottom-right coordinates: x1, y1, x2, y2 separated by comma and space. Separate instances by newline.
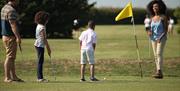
48, 55, 57, 81
19, 43, 24, 61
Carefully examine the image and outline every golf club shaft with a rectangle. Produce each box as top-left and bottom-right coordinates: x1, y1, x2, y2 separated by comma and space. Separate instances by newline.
49, 56, 56, 81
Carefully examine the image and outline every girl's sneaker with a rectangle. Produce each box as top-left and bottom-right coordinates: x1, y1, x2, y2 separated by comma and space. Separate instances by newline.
37, 79, 49, 83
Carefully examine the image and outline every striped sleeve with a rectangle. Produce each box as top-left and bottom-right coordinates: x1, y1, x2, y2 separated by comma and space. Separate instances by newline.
7, 9, 17, 20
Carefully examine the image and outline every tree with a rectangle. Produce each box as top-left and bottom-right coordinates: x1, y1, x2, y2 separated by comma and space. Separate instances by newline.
174, 7, 180, 22
0, 0, 95, 38
174, 7, 180, 34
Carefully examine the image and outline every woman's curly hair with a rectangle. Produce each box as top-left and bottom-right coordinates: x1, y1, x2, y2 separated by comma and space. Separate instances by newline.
147, 0, 167, 16
34, 11, 49, 25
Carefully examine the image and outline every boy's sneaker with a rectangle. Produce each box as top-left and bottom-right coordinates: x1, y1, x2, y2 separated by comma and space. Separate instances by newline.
90, 77, 99, 82
37, 79, 49, 83
80, 78, 86, 82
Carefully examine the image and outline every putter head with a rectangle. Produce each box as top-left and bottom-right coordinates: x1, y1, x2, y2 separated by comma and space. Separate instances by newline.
19, 44, 22, 53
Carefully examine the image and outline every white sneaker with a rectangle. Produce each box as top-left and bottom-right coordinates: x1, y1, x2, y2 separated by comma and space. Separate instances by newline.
37, 79, 49, 83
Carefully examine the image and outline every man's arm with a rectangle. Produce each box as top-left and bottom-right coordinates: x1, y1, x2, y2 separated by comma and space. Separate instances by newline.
9, 20, 21, 44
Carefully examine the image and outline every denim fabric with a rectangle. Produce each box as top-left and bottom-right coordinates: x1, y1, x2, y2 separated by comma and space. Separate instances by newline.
35, 46, 44, 79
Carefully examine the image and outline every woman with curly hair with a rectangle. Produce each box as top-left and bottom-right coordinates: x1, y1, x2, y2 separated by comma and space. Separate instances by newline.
146, 0, 168, 79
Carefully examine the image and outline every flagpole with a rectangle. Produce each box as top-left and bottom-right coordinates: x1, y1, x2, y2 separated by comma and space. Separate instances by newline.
131, 16, 143, 78
115, 1, 143, 78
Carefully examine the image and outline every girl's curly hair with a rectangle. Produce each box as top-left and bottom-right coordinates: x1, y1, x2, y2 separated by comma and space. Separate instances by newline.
147, 0, 167, 16
34, 11, 49, 25
7, 0, 15, 2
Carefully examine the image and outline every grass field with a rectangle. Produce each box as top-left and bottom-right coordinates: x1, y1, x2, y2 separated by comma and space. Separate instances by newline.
0, 25, 180, 91
0, 76, 180, 91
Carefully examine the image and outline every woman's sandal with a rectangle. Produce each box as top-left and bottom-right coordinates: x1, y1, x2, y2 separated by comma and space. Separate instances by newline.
12, 78, 24, 82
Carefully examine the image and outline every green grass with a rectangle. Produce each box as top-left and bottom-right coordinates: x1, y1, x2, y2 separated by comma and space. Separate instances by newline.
0, 25, 180, 91
0, 25, 179, 60
0, 76, 180, 91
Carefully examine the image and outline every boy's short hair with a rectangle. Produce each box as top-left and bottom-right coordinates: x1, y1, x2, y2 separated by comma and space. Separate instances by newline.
88, 20, 95, 28
34, 11, 49, 25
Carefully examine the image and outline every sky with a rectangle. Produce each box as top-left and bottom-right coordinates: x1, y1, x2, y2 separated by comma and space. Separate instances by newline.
88, 0, 180, 9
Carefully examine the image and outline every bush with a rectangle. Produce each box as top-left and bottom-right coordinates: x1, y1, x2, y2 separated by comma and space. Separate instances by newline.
0, 0, 95, 38
89, 7, 177, 25
177, 26, 180, 34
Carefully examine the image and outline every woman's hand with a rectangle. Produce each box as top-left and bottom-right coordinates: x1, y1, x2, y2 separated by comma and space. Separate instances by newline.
157, 39, 161, 43
147, 31, 152, 36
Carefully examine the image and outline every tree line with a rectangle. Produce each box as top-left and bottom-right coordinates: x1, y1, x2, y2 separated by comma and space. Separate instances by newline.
0, 0, 179, 38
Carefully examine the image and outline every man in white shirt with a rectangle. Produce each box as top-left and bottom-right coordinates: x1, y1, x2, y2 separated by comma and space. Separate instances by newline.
168, 18, 174, 35
144, 14, 151, 31
73, 19, 81, 38
79, 20, 99, 82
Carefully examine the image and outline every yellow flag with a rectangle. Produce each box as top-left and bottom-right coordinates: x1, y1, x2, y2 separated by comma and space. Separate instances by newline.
115, 2, 133, 21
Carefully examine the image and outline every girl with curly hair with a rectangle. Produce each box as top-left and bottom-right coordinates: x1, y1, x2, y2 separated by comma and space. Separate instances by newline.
34, 11, 51, 82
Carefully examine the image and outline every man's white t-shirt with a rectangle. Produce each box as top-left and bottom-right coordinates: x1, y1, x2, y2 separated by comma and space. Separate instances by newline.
144, 18, 151, 28
79, 28, 97, 51
168, 19, 174, 28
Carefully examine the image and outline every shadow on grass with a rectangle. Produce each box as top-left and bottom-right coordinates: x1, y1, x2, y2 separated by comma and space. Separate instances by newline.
26, 79, 142, 84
